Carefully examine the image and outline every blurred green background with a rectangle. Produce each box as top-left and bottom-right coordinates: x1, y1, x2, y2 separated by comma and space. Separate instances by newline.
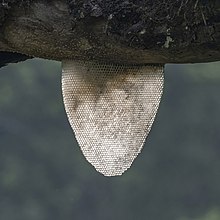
0, 59, 220, 220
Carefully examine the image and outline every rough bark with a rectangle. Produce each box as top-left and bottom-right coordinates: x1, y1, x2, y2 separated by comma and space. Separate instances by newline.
0, 0, 220, 64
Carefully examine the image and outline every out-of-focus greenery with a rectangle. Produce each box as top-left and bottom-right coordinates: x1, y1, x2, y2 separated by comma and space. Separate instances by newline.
180, 208, 220, 220
0, 59, 220, 220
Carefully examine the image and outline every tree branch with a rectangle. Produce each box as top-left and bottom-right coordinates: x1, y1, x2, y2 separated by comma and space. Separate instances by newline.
0, 0, 220, 64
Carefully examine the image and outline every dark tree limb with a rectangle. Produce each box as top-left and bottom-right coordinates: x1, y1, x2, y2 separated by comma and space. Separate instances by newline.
0, 51, 31, 67
0, 0, 220, 64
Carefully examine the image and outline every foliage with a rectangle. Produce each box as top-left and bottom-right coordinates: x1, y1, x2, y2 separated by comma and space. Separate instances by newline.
0, 59, 220, 220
